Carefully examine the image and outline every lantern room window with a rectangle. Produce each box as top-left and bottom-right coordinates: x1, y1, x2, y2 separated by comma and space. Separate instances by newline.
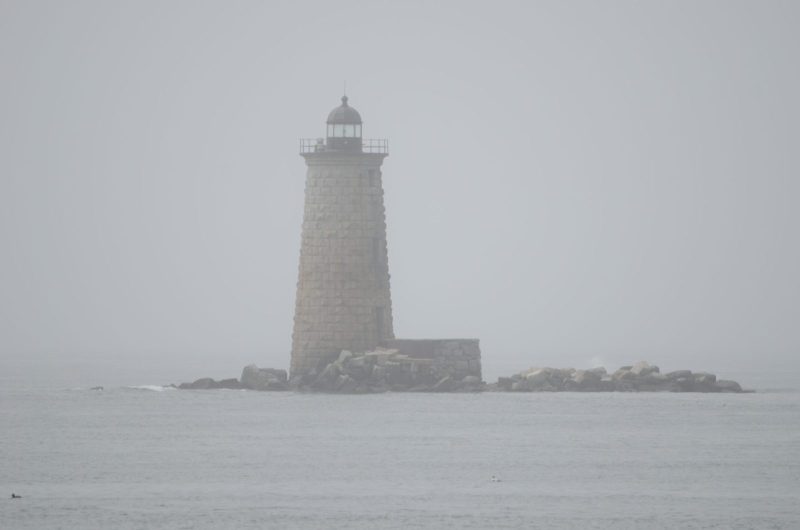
327, 123, 361, 138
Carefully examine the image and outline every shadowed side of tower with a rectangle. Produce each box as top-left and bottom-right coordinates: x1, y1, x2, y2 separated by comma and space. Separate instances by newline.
291, 97, 393, 376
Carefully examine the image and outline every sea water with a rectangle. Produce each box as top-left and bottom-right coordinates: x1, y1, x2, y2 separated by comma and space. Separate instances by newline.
1, 386, 799, 529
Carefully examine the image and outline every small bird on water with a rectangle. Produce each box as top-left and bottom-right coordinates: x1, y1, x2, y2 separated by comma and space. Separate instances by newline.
11, 493, 21, 499
491, 475, 501, 483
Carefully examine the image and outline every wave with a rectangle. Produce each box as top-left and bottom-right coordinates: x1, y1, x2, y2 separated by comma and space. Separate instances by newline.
126, 385, 176, 392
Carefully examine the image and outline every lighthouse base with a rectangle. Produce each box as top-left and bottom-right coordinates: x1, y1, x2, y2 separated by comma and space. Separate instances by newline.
288, 338, 483, 393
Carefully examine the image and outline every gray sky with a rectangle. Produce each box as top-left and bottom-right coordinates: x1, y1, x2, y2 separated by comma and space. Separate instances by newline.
1, 0, 798, 387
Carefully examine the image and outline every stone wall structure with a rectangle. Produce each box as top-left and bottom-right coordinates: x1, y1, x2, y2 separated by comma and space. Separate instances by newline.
381, 339, 482, 381
291, 97, 394, 376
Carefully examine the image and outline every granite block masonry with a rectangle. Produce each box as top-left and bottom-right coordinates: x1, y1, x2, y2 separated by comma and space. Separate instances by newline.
290, 96, 482, 380
291, 96, 394, 376
381, 339, 482, 382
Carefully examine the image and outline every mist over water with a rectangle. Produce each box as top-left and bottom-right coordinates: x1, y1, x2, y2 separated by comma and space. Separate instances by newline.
1, 1, 798, 381
2, 357, 799, 395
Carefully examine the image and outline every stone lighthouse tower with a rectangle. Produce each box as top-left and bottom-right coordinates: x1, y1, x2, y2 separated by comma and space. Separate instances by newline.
290, 96, 393, 376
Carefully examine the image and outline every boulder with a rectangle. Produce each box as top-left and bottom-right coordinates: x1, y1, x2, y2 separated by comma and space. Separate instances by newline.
457, 375, 483, 392
240, 365, 261, 388
492, 364, 746, 394
552, 368, 576, 383
179, 377, 216, 390
311, 363, 341, 391
497, 377, 514, 391
337, 350, 353, 363
347, 355, 367, 368
432, 376, 453, 392
569, 369, 604, 391
630, 361, 660, 377
215, 378, 243, 390
612, 368, 636, 381
240, 364, 288, 391
573, 369, 601, 384
385, 363, 414, 387
525, 368, 551, 386
335, 374, 358, 393
693, 372, 717, 384
364, 349, 396, 366
588, 367, 608, 378
715, 380, 743, 393
665, 370, 693, 380
663, 376, 692, 392
692, 372, 718, 392
371, 365, 387, 382
639, 373, 668, 384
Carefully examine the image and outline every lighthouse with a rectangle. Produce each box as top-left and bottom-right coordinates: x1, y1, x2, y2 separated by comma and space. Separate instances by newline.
291, 96, 393, 376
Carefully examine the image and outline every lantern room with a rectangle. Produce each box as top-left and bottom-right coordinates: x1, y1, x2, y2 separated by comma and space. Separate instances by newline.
326, 95, 362, 151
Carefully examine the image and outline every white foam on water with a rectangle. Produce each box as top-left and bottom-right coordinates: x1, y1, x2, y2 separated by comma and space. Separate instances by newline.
126, 385, 175, 392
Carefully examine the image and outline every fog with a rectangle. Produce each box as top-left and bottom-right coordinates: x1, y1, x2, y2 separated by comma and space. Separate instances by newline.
1, 1, 798, 388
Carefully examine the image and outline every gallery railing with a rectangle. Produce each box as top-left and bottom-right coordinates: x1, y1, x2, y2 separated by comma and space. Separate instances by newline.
299, 138, 389, 154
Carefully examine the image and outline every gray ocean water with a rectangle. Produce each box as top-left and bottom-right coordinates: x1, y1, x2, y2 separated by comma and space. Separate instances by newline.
2, 386, 799, 529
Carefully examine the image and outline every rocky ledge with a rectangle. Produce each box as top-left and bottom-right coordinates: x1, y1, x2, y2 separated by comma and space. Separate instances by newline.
178, 347, 482, 393
290, 348, 483, 393
179, 360, 749, 394
489, 361, 748, 393
178, 365, 288, 391
178, 377, 242, 390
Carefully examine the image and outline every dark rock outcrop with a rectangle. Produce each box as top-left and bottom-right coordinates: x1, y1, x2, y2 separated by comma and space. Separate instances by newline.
240, 365, 288, 391
178, 366, 288, 391
178, 377, 243, 390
